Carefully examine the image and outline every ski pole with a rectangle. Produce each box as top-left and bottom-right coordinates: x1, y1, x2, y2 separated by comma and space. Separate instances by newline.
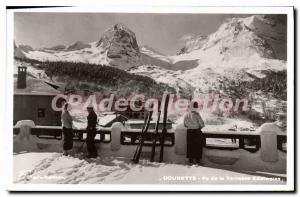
77, 141, 85, 153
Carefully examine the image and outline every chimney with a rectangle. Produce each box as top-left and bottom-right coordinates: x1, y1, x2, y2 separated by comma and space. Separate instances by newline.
17, 66, 27, 89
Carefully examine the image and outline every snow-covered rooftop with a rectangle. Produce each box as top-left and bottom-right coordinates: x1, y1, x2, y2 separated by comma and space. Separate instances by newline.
14, 76, 61, 96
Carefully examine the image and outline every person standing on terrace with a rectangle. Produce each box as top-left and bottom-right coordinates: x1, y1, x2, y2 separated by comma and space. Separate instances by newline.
61, 103, 74, 156
86, 105, 98, 158
184, 101, 205, 165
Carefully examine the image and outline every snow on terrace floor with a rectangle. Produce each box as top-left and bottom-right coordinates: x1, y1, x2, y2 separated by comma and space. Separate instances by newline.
14, 152, 285, 184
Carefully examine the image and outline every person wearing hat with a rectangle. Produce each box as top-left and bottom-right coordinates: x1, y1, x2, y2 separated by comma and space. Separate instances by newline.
61, 103, 74, 156
86, 104, 98, 158
183, 101, 205, 165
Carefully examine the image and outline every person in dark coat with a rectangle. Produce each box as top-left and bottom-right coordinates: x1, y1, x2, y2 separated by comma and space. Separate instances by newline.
61, 103, 74, 156
86, 105, 98, 158
183, 101, 205, 165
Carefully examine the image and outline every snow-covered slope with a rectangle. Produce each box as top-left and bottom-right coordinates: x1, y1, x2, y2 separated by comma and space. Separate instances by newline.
173, 15, 286, 61
132, 15, 287, 95
177, 35, 208, 55
139, 46, 199, 71
14, 152, 285, 184
129, 65, 195, 96
22, 41, 110, 66
16, 23, 141, 70
140, 46, 172, 63
66, 41, 91, 51
139, 46, 174, 70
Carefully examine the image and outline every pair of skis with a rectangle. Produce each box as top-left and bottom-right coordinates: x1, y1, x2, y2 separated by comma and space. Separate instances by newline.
158, 94, 170, 162
150, 110, 161, 162
132, 93, 170, 163
132, 109, 153, 163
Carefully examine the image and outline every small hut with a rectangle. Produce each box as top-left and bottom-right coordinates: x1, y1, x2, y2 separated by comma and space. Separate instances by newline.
13, 66, 63, 126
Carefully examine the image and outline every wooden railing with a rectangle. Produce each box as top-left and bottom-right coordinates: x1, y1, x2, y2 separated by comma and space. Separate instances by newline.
13, 126, 112, 143
13, 125, 287, 152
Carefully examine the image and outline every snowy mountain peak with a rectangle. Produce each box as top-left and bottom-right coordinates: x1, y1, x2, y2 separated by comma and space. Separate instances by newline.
16, 23, 142, 70
135, 15, 287, 97
177, 15, 286, 60
113, 23, 135, 34
96, 23, 139, 50
14, 14, 286, 82
95, 23, 140, 69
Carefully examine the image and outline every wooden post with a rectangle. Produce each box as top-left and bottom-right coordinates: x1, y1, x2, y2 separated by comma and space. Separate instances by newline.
174, 123, 187, 155
258, 122, 283, 162
111, 122, 123, 151
239, 137, 244, 149
14, 120, 37, 152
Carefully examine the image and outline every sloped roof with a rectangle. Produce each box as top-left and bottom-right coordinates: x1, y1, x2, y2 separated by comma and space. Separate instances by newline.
14, 76, 61, 96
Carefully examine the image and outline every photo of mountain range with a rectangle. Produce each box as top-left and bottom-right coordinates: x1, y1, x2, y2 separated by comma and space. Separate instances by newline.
9, 9, 293, 191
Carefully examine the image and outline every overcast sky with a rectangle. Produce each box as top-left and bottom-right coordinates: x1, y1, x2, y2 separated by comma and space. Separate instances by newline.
14, 12, 250, 55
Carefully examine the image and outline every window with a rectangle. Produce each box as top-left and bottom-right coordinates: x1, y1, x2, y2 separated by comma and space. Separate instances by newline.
37, 108, 46, 118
